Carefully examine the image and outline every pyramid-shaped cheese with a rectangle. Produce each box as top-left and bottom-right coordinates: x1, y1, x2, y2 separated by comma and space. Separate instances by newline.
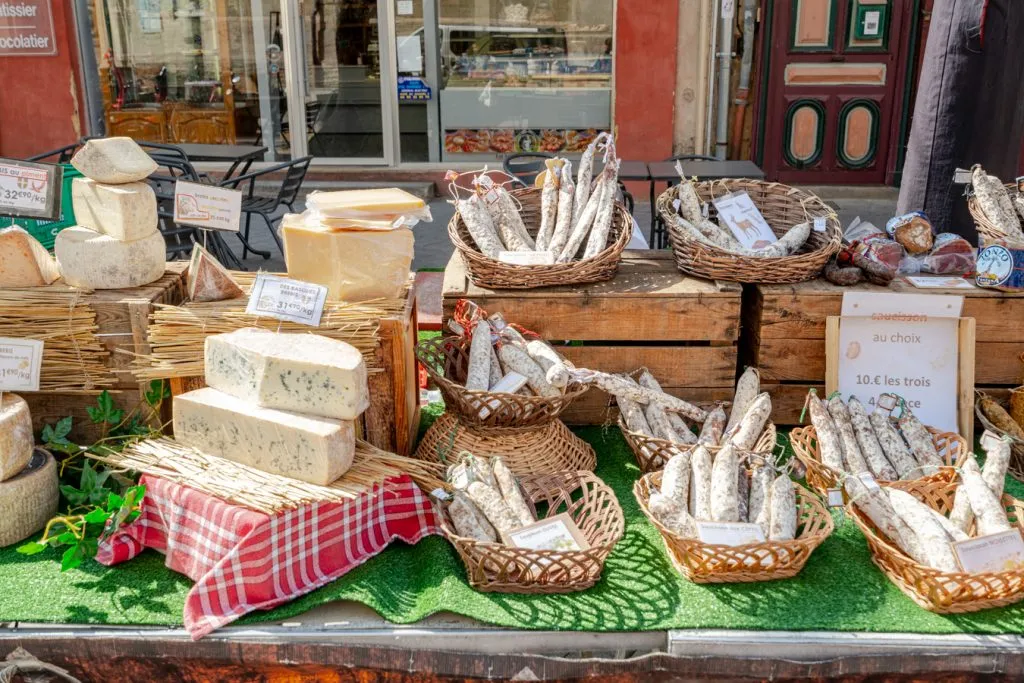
0, 394, 33, 482
187, 244, 244, 302
55, 226, 165, 290
71, 178, 158, 242
173, 387, 355, 485
0, 226, 61, 287
305, 187, 425, 220
71, 137, 158, 184
205, 328, 369, 420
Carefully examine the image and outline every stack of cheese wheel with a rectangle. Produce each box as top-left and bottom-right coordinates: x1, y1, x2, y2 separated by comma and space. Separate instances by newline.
281, 188, 426, 302
0, 394, 58, 547
172, 328, 370, 485
56, 137, 166, 290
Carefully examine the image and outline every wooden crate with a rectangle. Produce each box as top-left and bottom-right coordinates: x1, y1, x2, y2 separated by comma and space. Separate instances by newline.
442, 250, 743, 424
747, 279, 1024, 425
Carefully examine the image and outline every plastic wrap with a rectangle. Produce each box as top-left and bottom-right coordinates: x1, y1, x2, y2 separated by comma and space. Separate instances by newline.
305, 188, 432, 226
844, 217, 887, 243
922, 233, 976, 275
860, 236, 905, 270
886, 211, 935, 254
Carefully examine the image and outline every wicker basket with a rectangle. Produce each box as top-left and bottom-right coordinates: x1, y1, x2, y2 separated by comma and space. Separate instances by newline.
448, 187, 631, 289
656, 179, 842, 283
975, 395, 1024, 482
967, 181, 1022, 243
415, 412, 596, 476
790, 424, 968, 497
619, 417, 777, 474
848, 478, 1024, 613
634, 472, 833, 583
440, 470, 625, 593
415, 336, 587, 429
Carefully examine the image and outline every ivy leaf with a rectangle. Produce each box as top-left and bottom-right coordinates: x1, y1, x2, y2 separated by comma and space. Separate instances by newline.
60, 545, 84, 572
145, 380, 169, 407
87, 391, 123, 425
42, 416, 74, 447
55, 531, 78, 545
59, 485, 87, 507
16, 541, 48, 555
88, 486, 113, 506
80, 461, 97, 493
83, 508, 109, 525
107, 492, 124, 510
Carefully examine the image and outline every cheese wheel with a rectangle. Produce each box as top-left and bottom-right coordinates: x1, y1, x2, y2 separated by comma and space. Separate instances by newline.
0, 226, 60, 287
71, 178, 158, 242
0, 393, 33, 482
0, 449, 58, 547
70, 137, 158, 184
55, 226, 165, 290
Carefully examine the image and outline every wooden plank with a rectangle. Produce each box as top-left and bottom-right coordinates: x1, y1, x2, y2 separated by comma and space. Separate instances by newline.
558, 345, 737, 388
960, 318, 977, 444
825, 316, 840, 396
363, 294, 418, 456
21, 389, 150, 444
562, 386, 733, 425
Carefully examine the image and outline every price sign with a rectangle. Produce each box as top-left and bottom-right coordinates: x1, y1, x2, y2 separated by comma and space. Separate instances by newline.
245, 274, 327, 326
712, 191, 777, 249
696, 521, 766, 546
954, 529, 1024, 574
0, 158, 62, 221
0, 337, 44, 392
173, 180, 242, 232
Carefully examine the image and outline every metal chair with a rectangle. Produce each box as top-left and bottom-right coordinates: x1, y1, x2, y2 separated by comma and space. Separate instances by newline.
649, 155, 721, 249
220, 156, 313, 259
26, 140, 88, 163
502, 152, 554, 187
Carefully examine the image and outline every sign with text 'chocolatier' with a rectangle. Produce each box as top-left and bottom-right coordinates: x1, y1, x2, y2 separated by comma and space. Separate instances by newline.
0, 1, 57, 56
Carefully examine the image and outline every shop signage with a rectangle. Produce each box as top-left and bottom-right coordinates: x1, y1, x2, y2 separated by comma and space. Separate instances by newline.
173, 180, 242, 233
829, 292, 966, 435
0, 158, 62, 221
0, 337, 43, 392
398, 77, 432, 101
0, 0, 57, 56
246, 274, 327, 327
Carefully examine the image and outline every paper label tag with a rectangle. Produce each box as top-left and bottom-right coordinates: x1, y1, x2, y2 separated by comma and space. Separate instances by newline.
490, 371, 528, 394
487, 313, 507, 331
953, 168, 972, 185
0, 337, 43, 392
245, 274, 327, 327
696, 521, 766, 546
502, 513, 590, 552
712, 192, 777, 249
813, 216, 827, 232
0, 158, 61, 220
875, 393, 898, 412
826, 488, 845, 508
498, 251, 555, 266
904, 276, 977, 290
953, 529, 1024, 574
857, 471, 881, 492
980, 430, 1006, 452
447, 319, 465, 336
672, 198, 681, 212
721, 0, 736, 19
430, 487, 451, 502
1016, 176, 1024, 193
173, 180, 243, 232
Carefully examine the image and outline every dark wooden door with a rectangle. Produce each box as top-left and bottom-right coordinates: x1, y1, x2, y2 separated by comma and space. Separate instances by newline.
759, 0, 917, 184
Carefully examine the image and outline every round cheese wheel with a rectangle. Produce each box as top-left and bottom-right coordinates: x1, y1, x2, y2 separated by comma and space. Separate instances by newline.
0, 449, 58, 548
56, 226, 165, 290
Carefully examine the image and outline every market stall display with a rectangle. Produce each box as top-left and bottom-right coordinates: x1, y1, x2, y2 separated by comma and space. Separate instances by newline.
967, 165, 1024, 243
976, 393, 1024, 480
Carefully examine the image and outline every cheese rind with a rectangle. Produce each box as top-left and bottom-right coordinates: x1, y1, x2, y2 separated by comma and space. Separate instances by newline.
71, 178, 158, 241
0, 394, 33, 482
205, 328, 368, 419
0, 226, 61, 287
306, 188, 426, 220
70, 137, 158, 184
187, 244, 244, 302
173, 387, 355, 485
55, 226, 165, 290
0, 449, 58, 548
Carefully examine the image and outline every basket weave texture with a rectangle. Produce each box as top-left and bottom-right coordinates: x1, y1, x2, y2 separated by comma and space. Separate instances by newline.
975, 396, 1024, 483
634, 472, 833, 583
656, 179, 841, 283
848, 478, 1024, 613
415, 412, 596, 476
448, 187, 631, 289
619, 418, 777, 474
790, 424, 968, 497
415, 335, 586, 429
441, 470, 625, 593
967, 182, 1022, 242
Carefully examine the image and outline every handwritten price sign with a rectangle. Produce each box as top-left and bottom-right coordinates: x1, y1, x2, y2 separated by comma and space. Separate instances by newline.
0, 158, 62, 221
245, 274, 327, 326
0, 338, 44, 392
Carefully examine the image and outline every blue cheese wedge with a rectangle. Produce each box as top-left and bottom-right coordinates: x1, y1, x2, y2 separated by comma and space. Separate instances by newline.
173, 387, 355, 485
204, 328, 369, 420
71, 178, 158, 242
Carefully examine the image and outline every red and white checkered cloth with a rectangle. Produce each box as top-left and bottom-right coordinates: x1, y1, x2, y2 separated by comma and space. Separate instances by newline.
96, 473, 440, 639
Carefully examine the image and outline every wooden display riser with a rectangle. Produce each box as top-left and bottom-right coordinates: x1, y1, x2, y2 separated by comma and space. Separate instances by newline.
442, 250, 743, 424
747, 278, 1024, 425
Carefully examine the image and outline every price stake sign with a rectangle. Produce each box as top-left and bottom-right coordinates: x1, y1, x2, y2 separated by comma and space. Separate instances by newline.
0, 337, 44, 392
0, 158, 62, 221
245, 274, 327, 327
712, 191, 777, 249
954, 529, 1024, 574
696, 521, 766, 547
173, 180, 242, 232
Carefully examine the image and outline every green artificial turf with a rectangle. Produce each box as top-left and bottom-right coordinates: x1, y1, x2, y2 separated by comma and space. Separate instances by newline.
2, 426, 1024, 634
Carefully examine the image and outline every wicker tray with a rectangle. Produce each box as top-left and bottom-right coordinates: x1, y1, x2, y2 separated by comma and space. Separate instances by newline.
656, 179, 842, 283
848, 478, 1024, 613
975, 395, 1024, 482
440, 470, 625, 593
634, 471, 833, 583
790, 424, 968, 497
967, 181, 1022, 243
448, 187, 631, 289
416, 335, 587, 429
619, 417, 777, 474
415, 412, 596, 476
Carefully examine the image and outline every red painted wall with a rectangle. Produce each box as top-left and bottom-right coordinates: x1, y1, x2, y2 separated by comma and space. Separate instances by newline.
614, 0, 678, 162
0, 2, 83, 158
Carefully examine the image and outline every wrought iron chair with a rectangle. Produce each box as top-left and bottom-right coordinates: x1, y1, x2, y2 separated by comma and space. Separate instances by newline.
503, 151, 635, 215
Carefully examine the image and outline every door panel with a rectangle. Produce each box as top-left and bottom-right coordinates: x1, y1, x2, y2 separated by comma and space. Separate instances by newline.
761, 0, 913, 183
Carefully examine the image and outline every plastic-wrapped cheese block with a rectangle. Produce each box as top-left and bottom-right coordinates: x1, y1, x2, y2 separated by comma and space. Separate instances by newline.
187, 244, 244, 302
0, 394, 33, 482
70, 137, 159, 184
305, 188, 427, 221
55, 226, 165, 290
204, 328, 369, 420
71, 178, 158, 242
0, 449, 58, 547
173, 387, 355, 485
281, 215, 413, 301
0, 226, 61, 287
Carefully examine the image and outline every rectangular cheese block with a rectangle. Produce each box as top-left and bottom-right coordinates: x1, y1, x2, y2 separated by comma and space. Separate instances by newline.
187, 243, 244, 302
205, 328, 369, 419
71, 178, 158, 242
55, 226, 166, 290
305, 188, 426, 220
282, 217, 413, 301
173, 387, 354, 485
0, 394, 34, 482
70, 137, 158, 184
0, 226, 60, 287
